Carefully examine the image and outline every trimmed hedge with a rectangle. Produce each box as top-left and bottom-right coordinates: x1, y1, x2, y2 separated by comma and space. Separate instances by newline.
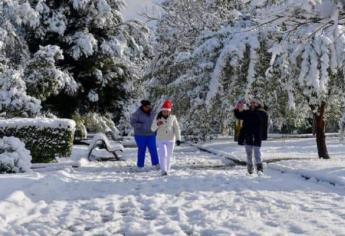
0, 118, 76, 163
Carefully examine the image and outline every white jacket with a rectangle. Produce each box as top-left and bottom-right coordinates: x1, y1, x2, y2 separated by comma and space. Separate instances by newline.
151, 114, 181, 141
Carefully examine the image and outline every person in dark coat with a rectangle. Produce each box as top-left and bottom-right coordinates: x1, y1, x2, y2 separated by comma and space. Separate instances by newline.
130, 100, 159, 170
234, 98, 268, 174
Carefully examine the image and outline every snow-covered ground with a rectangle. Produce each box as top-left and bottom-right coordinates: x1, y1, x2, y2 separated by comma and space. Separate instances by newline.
0, 143, 345, 235
200, 136, 345, 185
269, 158, 345, 186
200, 136, 345, 161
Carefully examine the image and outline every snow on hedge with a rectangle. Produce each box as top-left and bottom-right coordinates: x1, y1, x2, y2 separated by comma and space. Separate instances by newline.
0, 136, 32, 173
0, 118, 76, 130
0, 118, 76, 163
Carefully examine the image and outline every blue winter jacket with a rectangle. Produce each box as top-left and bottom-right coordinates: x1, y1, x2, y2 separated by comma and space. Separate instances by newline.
130, 107, 156, 136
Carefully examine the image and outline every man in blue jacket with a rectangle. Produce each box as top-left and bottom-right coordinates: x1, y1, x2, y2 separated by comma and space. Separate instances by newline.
130, 100, 159, 170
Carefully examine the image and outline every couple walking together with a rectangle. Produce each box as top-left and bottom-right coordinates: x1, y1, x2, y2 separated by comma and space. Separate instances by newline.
130, 100, 181, 176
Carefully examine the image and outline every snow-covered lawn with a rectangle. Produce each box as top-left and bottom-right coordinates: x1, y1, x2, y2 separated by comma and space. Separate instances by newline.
269, 158, 345, 186
200, 136, 345, 161
0, 144, 345, 235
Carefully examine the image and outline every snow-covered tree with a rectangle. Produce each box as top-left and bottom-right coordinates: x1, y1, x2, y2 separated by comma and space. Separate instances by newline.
150, 0, 345, 154
2, 0, 151, 123
149, 1, 280, 138
0, 10, 41, 118
24, 45, 77, 101
148, 0, 245, 86
339, 110, 345, 141
147, 0, 254, 140
261, 0, 345, 158
0, 68, 41, 117
0, 2, 31, 68
0, 27, 6, 73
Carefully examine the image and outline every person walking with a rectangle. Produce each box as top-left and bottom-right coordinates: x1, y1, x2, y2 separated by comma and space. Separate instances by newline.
234, 98, 268, 174
151, 100, 181, 176
130, 100, 159, 170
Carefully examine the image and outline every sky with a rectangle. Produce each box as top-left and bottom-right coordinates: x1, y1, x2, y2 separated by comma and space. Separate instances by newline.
122, 0, 162, 21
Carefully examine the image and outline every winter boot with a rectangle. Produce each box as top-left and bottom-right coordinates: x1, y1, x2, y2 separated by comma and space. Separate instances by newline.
256, 163, 263, 173
247, 164, 254, 175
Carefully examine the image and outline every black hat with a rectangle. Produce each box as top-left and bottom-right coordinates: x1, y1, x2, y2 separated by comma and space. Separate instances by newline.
141, 100, 151, 106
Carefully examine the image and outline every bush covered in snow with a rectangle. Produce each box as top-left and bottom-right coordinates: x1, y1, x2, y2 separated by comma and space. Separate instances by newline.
0, 68, 41, 118
0, 118, 75, 163
0, 136, 32, 173
71, 113, 88, 141
83, 112, 120, 139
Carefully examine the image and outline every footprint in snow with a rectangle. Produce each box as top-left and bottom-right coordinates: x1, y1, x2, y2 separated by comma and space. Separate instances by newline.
101, 214, 113, 223
143, 212, 156, 220
118, 203, 130, 216
167, 206, 178, 215
289, 224, 306, 234
84, 225, 95, 231
118, 207, 129, 216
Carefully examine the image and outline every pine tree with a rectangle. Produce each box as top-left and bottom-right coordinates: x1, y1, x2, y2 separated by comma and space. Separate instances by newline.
3, 0, 151, 123
24, 45, 77, 101
0, 68, 41, 117
0, 5, 41, 117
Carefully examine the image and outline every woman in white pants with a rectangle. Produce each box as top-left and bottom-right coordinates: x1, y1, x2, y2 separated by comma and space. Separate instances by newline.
151, 100, 181, 176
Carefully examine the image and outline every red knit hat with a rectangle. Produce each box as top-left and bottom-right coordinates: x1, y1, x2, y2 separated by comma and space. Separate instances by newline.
161, 100, 173, 111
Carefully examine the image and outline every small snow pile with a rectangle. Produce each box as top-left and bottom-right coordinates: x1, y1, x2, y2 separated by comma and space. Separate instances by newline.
0, 137, 32, 173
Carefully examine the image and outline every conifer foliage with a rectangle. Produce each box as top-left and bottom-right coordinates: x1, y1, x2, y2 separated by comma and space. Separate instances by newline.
1, 0, 151, 121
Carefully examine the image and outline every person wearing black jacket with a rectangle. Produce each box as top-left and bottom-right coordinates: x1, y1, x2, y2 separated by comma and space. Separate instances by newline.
234, 98, 268, 174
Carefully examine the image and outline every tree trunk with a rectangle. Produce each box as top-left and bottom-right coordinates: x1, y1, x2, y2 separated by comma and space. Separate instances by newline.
313, 102, 330, 159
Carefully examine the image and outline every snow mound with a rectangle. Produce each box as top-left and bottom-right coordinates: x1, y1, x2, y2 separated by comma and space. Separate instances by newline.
0, 191, 36, 224
0, 137, 32, 173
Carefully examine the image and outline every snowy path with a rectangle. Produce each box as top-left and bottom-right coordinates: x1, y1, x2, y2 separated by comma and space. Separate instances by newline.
0, 146, 344, 235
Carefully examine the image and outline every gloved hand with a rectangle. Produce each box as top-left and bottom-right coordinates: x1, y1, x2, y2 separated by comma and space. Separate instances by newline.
176, 140, 181, 146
